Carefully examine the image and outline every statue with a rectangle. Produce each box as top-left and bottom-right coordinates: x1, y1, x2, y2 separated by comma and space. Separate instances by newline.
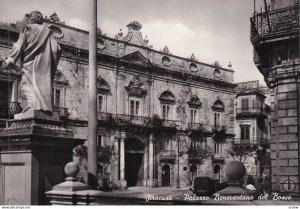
2, 11, 61, 114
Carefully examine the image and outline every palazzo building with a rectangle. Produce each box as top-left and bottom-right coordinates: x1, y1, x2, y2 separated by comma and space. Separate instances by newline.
0, 14, 238, 188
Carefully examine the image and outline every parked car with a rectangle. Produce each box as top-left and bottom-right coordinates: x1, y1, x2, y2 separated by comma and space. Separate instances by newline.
189, 177, 215, 196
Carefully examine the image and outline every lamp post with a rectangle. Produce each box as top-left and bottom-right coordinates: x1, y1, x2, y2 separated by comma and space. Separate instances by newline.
87, 0, 98, 187
176, 135, 180, 189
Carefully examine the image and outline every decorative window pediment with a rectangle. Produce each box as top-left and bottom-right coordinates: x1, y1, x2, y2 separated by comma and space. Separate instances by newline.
212, 99, 225, 112
159, 90, 176, 104
97, 76, 110, 94
0, 60, 22, 80
125, 75, 147, 97
188, 95, 201, 108
54, 70, 68, 84
119, 51, 153, 68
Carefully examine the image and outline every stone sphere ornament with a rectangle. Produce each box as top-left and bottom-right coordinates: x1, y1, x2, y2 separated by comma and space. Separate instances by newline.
64, 162, 80, 178
226, 161, 246, 182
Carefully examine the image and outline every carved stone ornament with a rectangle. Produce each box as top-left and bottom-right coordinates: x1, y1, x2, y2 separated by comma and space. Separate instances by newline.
117, 73, 126, 81
188, 95, 202, 108
163, 46, 170, 54
127, 21, 142, 31
162, 56, 171, 66
212, 99, 225, 112
125, 75, 147, 97
97, 76, 110, 94
189, 63, 198, 72
54, 70, 68, 84
190, 53, 197, 61
48, 12, 65, 24
159, 90, 176, 104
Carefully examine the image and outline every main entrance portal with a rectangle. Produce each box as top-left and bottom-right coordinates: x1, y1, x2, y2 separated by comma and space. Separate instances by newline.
125, 138, 144, 187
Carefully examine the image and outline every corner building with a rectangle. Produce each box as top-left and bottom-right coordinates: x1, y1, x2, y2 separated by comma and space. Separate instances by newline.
250, 0, 300, 195
0, 16, 236, 188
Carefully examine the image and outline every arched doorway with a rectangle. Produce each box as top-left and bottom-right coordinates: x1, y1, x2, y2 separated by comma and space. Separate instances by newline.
162, 164, 170, 187
125, 138, 144, 187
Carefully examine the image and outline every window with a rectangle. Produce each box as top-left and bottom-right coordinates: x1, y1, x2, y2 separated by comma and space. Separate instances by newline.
97, 135, 102, 147
53, 88, 64, 107
130, 99, 140, 116
241, 98, 249, 110
190, 109, 197, 123
97, 94, 104, 112
240, 126, 250, 140
160, 139, 171, 151
214, 112, 221, 127
162, 104, 171, 120
214, 143, 222, 156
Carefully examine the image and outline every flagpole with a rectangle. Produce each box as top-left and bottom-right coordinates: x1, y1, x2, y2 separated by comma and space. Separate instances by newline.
87, 0, 98, 187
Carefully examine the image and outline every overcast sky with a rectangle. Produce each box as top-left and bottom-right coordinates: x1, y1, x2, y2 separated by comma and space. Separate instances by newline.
0, 0, 268, 85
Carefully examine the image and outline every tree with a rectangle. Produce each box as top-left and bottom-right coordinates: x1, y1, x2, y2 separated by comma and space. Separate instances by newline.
186, 144, 213, 183
225, 145, 256, 162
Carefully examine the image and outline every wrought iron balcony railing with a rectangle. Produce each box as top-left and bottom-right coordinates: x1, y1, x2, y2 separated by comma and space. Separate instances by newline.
53, 106, 70, 119
213, 153, 226, 160
0, 100, 22, 119
159, 150, 176, 160
250, 5, 299, 42
97, 112, 184, 128
188, 122, 204, 130
236, 107, 268, 117
233, 137, 270, 146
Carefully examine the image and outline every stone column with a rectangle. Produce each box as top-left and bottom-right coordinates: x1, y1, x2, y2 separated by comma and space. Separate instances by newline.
143, 144, 148, 186
119, 133, 127, 188
147, 134, 157, 187
113, 135, 119, 181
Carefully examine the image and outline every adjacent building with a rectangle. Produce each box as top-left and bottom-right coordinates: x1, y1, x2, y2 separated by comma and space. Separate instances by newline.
234, 80, 271, 177
250, 0, 300, 195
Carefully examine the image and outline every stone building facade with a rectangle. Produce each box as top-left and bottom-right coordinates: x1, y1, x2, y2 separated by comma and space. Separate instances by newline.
234, 80, 271, 177
251, 0, 300, 195
0, 15, 237, 188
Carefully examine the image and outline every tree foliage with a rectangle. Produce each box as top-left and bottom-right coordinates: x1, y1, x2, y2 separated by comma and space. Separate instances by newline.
225, 145, 256, 162
186, 145, 212, 166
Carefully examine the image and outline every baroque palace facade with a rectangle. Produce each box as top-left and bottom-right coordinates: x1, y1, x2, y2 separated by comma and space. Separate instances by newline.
0, 14, 268, 189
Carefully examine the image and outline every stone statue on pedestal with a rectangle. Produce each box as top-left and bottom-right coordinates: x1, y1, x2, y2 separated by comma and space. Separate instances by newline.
2, 11, 61, 114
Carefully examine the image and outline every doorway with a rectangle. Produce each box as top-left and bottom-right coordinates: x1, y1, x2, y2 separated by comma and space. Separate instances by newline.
125, 138, 144, 187
162, 164, 170, 187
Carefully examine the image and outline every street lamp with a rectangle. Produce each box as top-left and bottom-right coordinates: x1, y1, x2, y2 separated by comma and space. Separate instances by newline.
176, 135, 180, 189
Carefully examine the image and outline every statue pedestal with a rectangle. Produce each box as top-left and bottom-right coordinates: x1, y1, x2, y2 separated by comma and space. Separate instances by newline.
0, 111, 85, 205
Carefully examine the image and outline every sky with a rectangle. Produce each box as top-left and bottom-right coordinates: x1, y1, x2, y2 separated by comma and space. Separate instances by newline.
0, 0, 269, 85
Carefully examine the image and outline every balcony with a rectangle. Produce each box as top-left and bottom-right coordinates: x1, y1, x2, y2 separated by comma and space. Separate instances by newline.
236, 107, 268, 118
188, 122, 204, 131
233, 137, 270, 146
0, 100, 22, 119
53, 106, 69, 119
213, 153, 226, 161
250, 5, 299, 44
97, 112, 182, 129
159, 150, 176, 161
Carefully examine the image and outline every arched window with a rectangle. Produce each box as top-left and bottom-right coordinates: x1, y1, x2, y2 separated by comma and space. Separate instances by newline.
188, 95, 201, 123
212, 99, 225, 128
159, 90, 175, 120
97, 76, 110, 113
